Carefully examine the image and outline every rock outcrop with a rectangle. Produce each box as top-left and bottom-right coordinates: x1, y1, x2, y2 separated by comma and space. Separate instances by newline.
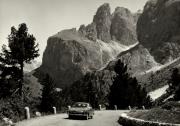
137, 0, 180, 64
79, 23, 97, 41
117, 44, 159, 76
101, 44, 158, 75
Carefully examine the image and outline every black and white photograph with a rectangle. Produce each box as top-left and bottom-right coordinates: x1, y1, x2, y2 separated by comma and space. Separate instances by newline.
0, 0, 180, 125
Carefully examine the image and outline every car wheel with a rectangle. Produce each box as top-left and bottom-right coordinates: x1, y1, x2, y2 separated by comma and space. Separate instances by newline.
90, 115, 93, 119
85, 115, 89, 120
69, 115, 73, 119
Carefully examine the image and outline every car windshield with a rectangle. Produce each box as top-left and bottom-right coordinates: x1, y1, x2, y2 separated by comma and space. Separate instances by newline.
72, 103, 88, 108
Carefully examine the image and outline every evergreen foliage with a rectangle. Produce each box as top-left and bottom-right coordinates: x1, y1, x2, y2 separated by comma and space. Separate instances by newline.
41, 74, 62, 112
0, 23, 39, 96
168, 68, 180, 100
0, 23, 40, 122
68, 72, 110, 109
169, 68, 180, 92
0, 78, 18, 98
0, 93, 41, 122
66, 60, 152, 109
108, 60, 152, 109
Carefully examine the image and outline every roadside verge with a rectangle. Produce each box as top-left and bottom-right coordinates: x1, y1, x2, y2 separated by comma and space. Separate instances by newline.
118, 113, 180, 126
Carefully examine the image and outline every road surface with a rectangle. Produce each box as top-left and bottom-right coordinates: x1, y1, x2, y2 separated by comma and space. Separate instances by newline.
16, 110, 128, 126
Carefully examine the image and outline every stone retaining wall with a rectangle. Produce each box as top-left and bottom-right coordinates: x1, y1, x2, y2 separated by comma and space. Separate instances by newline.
118, 113, 180, 126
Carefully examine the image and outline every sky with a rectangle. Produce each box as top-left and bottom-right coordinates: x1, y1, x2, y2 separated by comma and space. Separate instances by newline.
0, 0, 148, 62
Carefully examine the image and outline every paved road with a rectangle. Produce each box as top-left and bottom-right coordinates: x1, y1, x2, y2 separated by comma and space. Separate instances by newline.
16, 110, 128, 126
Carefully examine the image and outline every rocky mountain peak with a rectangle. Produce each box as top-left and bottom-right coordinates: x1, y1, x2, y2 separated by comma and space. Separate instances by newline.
93, 3, 111, 42
93, 3, 111, 20
114, 7, 132, 18
110, 6, 137, 45
144, 0, 158, 10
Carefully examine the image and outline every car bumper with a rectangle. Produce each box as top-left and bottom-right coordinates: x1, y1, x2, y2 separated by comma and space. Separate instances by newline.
68, 113, 88, 117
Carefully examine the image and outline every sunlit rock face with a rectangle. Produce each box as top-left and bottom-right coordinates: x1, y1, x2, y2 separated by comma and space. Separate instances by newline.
37, 3, 139, 88
110, 7, 137, 45
93, 3, 112, 42
137, 0, 180, 64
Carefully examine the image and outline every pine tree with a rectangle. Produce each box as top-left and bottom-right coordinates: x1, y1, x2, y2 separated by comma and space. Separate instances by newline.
174, 87, 180, 100
0, 23, 39, 96
108, 60, 152, 109
41, 74, 58, 112
169, 68, 180, 93
169, 68, 180, 100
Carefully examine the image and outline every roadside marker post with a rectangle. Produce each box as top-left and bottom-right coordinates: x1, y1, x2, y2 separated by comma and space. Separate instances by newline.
99, 105, 102, 110
142, 106, 145, 110
114, 105, 117, 110
128, 106, 131, 110
53, 107, 56, 114
25, 107, 30, 119
35, 111, 41, 117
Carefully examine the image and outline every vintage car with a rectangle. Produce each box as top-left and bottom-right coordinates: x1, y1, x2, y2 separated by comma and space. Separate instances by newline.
67, 102, 94, 120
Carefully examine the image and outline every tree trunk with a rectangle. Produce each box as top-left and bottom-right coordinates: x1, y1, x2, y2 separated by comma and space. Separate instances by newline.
19, 40, 25, 98
19, 62, 24, 98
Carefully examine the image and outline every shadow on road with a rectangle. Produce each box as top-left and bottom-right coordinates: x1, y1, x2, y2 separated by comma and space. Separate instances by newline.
64, 117, 91, 120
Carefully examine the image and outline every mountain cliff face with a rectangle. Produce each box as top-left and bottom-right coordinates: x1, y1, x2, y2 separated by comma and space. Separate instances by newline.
137, 0, 180, 64
37, 3, 139, 88
40, 29, 102, 88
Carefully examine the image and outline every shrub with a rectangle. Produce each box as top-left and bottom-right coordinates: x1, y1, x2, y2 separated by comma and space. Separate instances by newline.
161, 101, 180, 111
0, 94, 41, 122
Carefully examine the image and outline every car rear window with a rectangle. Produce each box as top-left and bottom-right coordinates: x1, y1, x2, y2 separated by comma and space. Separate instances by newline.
72, 103, 88, 107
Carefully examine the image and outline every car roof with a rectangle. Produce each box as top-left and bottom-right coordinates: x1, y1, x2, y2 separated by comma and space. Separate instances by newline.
74, 102, 89, 105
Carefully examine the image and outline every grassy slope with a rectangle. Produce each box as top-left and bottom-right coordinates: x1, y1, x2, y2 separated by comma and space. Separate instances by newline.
24, 70, 42, 98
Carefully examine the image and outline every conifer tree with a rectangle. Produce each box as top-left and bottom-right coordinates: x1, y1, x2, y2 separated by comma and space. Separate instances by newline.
0, 23, 39, 96
169, 68, 180, 100
41, 74, 59, 112
108, 60, 152, 109
169, 68, 180, 93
